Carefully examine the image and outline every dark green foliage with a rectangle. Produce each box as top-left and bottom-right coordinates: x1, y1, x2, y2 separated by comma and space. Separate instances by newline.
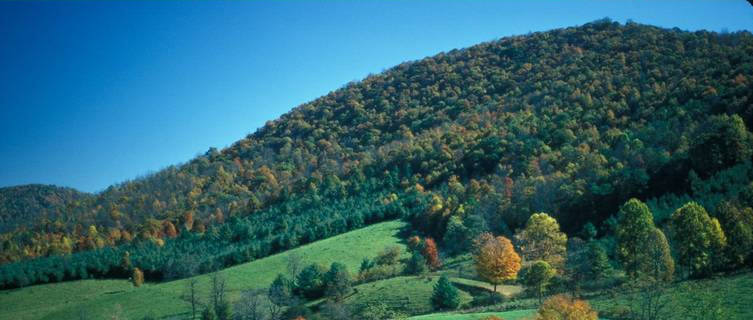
715, 201, 753, 267
670, 202, 727, 278
405, 251, 428, 275
215, 299, 233, 320
324, 262, 351, 301
616, 199, 655, 278
586, 241, 611, 280
295, 263, 327, 299
359, 258, 375, 273
0, 184, 91, 232
431, 275, 461, 310
690, 114, 753, 178
201, 306, 216, 320
520, 260, 556, 303
268, 274, 294, 310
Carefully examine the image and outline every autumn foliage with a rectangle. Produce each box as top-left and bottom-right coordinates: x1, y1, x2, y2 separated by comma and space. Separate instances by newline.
422, 237, 441, 271
474, 233, 521, 292
536, 295, 598, 320
132, 267, 144, 287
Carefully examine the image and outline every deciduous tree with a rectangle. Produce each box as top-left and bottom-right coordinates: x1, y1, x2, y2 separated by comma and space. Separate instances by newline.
515, 213, 567, 270
474, 233, 521, 293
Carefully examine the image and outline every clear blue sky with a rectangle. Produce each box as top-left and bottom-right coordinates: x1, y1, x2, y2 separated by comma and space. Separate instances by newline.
1, 0, 751, 193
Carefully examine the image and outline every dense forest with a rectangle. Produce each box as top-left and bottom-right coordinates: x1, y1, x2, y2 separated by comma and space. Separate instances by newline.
0, 185, 91, 233
1, 19, 752, 289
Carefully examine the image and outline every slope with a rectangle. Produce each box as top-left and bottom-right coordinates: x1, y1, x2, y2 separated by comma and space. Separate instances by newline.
0, 220, 407, 320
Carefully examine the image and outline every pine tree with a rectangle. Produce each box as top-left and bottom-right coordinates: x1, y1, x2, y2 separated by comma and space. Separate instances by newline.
431, 275, 460, 310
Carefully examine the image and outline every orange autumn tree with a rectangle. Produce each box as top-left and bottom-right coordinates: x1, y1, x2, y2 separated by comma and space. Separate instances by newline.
422, 237, 442, 270
474, 233, 521, 293
536, 295, 598, 320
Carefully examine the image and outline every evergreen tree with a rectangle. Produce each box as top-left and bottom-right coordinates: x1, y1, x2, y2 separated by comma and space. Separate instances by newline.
431, 275, 461, 310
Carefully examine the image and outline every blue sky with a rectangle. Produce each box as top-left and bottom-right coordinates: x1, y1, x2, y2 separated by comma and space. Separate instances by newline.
1, 0, 752, 193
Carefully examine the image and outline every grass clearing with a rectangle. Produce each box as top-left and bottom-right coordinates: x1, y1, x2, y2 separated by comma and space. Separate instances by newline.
0, 220, 407, 320
407, 309, 536, 320
590, 271, 753, 320
345, 275, 473, 316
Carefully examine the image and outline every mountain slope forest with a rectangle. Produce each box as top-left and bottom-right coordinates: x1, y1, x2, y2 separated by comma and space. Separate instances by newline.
1, 19, 752, 290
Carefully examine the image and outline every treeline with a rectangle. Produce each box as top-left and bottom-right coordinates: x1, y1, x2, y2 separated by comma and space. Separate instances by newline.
1, 19, 752, 285
0, 177, 427, 289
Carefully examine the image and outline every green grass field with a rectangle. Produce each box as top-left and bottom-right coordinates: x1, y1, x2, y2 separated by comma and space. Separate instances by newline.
0, 220, 408, 320
407, 309, 536, 320
345, 275, 474, 316
590, 272, 753, 320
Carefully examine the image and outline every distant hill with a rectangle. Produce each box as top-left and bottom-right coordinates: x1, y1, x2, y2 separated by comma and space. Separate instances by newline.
0, 185, 91, 232
1, 19, 752, 284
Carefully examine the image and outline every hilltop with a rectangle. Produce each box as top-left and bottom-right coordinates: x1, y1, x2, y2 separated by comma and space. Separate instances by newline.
1, 19, 752, 290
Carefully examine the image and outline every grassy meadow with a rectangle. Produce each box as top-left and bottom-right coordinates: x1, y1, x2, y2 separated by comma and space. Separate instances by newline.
0, 220, 408, 320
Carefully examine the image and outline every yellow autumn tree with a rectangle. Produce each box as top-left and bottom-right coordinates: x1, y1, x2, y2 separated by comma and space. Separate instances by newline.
474, 233, 521, 292
536, 295, 598, 320
132, 268, 144, 287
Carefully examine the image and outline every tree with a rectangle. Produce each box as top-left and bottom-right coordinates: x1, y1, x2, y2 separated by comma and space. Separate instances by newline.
375, 246, 402, 266
183, 278, 200, 319
536, 295, 598, 320
296, 264, 326, 299
514, 213, 567, 270
210, 272, 227, 308
324, 262, 351, 301
715, 202, 753, 267
474, 233, 521, 292
406, 251, 428, 275
422, 238, 442, 270
431, 275, 461, 310
443, 216, 470, 255
286, 252, 304, 278
586, 241, 611, 281
690, 114, 753, 177
641, 228, 674, 283
132, 268, 144, 287
201, 306, 216, 320
215, 299, 233, 320
120, 251, 131, 273
670, 202, 726, 277
521, 260, 555, 303
268, 274, 294, 319
235, 289, 267, 320
616, 199, 655, 278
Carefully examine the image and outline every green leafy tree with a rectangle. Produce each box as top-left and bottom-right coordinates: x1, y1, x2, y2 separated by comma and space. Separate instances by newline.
715, 202, 753, 267
640, 228, 674, 283
670, 202, 727, 277
431, 275, 461, 310
521, 260, 556, 303
616, 199, 655, 278
690, 114, 753, 177
514, 213, 567, 270
406, 251, 428, 275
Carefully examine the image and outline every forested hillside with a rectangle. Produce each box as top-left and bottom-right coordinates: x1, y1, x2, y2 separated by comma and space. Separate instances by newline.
1, 19, 752, 289
0, 185, 91, 233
